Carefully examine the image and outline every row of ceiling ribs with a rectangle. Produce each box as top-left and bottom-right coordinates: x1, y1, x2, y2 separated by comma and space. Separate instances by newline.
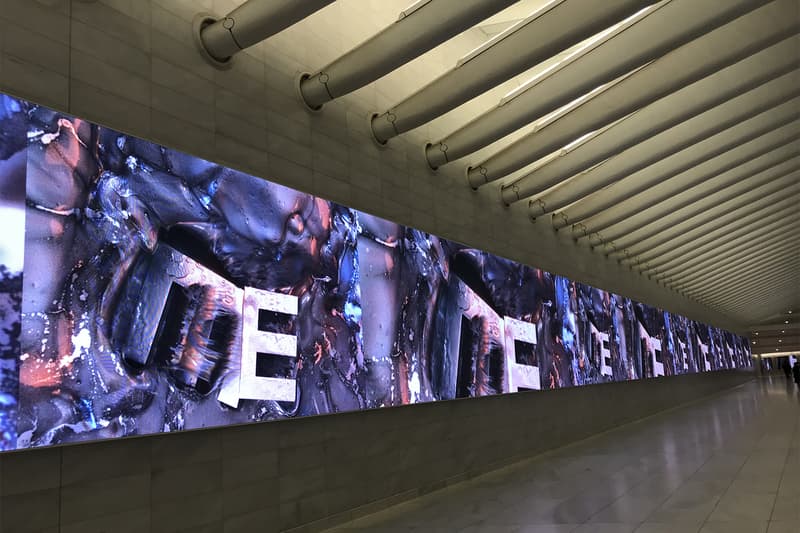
194, 0, 800, 327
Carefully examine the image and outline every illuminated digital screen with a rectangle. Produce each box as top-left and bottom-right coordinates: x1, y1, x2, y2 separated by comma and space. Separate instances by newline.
0, 93, 751, 451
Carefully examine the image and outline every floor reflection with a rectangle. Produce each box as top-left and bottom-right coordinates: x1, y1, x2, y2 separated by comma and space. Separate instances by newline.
326, 377, 800, 533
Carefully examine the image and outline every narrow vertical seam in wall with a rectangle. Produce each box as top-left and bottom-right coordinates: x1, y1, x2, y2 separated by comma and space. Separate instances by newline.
262, 49, 270, 175
61, 8, 71, 530
217, 427, 223, 530
57, 448, 63, 533
67, 0, 73, 114
148, 1, 154, 150
148, 432, 153, 533
146, 13, 154, 533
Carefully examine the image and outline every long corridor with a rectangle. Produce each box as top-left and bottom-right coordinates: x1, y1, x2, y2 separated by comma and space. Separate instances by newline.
326, 376, 800, 533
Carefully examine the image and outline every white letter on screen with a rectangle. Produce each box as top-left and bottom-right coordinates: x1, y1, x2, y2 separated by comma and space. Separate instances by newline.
590, 322, 613, 378
639, 322, 664, 377
678, 338, 689, 372
503, 316, 540, 391
698, 338, 711, 371
238, 287, 298, 402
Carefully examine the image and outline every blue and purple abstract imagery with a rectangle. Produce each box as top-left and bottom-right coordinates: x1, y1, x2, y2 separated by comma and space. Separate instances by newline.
0, 93, 750, 451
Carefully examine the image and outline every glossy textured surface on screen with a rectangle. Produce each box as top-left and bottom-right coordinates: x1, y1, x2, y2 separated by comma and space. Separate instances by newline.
0, 93, 751, 451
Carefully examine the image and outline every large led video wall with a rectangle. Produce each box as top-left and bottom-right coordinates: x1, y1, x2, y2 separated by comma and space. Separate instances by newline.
0, 93, 750, 451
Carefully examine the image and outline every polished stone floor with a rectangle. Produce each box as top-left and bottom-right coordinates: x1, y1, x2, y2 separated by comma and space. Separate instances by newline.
326, 376, 800, 533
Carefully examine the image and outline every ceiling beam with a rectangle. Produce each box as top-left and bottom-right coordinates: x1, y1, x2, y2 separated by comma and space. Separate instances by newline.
689, 271, 800, 319
297, 0, 518, 110
663, 231, 800, 288
595, 158, 800, 243
425, 0, 769, 171
522, 49, 800, 212
601, 180, 800, 259
535, 79, 800, 219
643, 209, 800, 277
680, 252, 800, 297
706, 272, 800, 309
556, 129, 800, 230
635, 203, 799, 273
676, 242, 799, 292
491, 3, 800, 200
197, 0, 334, 65
370, 0, 655, 145
620, 194, 800, 268
695, 263, 799, 303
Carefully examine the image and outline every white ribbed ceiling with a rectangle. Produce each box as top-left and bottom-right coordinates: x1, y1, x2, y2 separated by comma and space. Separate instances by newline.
201, 0, 799, 348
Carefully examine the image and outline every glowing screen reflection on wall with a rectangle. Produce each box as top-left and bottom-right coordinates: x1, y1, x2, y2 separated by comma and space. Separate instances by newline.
0, 93, 751, 452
